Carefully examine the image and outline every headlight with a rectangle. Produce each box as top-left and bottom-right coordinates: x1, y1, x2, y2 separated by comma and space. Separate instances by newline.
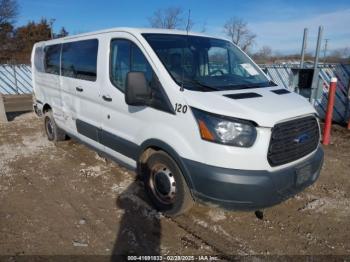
191, 108, 257, 147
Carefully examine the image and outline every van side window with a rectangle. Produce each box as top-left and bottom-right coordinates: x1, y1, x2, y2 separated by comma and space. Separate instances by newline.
61, 39, 98, 81
110, 39, 153, 92
44, 44, 61, 75
34, 46, 45, 72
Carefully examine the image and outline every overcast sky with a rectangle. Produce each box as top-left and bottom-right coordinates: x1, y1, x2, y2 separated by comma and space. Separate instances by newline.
17, 0, 350, 54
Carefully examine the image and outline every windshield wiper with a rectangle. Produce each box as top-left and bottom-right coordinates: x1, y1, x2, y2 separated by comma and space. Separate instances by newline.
225, 81, 275, 90
182, 79, 219, 92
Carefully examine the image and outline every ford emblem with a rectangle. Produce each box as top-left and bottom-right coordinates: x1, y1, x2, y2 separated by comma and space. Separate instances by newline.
293, 133, 310, 144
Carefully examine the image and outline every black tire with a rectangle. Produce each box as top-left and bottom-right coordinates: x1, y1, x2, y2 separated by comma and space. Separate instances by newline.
44, 110, 66, 142
143, 151, 194, 216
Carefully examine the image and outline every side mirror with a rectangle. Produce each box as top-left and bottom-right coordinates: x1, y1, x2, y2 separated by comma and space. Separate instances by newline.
125, 72, 152, 106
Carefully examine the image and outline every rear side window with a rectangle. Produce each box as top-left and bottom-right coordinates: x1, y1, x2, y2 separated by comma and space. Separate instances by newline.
44, 44, 61, 75
110, 39, 153, 92
34, 46, 45, 72
61, 39, 98, 81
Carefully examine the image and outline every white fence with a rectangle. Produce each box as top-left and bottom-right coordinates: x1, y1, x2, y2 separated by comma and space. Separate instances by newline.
0, 65, 33, 94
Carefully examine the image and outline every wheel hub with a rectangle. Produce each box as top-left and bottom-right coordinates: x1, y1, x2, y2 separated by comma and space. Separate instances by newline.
151, 166, 176, 204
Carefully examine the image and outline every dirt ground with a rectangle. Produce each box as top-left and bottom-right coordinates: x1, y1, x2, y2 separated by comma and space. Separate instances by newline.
0, 112, 349, 259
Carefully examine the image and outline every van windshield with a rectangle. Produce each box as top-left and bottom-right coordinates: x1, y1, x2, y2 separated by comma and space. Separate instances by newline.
142, 33, 272, 92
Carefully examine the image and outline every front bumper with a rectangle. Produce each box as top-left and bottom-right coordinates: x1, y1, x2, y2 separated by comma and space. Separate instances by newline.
184, 146, 324, 210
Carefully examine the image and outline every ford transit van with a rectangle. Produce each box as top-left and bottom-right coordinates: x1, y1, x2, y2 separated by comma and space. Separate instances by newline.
31, 28, 323, 216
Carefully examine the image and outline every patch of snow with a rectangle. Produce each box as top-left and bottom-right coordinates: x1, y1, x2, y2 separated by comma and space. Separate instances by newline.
192, 218, 209, 228
300, 192, 350, 217
95, 153, 108, 163
72, 240, 88, 247
79, 165, 103, 178
110, 178, 134, 194
207, 209, 226, 222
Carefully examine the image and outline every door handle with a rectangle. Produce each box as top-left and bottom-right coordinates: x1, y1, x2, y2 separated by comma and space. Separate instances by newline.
102, 95, 112, 102
76, 87, 84, 92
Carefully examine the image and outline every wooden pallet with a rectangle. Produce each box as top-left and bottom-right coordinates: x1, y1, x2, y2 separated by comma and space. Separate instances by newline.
0, 94, 33, 123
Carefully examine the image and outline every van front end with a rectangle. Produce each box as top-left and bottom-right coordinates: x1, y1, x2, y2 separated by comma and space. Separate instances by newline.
143, 32, 324, 211
181, 103, 324, 210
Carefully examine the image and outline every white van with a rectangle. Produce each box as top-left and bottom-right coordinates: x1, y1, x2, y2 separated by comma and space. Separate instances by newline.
31, 28, 323, 216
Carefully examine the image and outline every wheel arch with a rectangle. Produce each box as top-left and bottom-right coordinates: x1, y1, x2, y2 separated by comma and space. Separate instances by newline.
42, 103, 52, 113
138, 139, 195, 192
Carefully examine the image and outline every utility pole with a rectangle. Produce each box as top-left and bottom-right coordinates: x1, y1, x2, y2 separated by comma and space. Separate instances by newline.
323, 38, 329, 63
49, 19, 56, 39
310, 26, 323, 104
300, 28, 308, 68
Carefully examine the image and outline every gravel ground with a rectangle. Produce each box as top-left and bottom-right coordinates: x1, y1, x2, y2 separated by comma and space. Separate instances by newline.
0, 112, 349, 260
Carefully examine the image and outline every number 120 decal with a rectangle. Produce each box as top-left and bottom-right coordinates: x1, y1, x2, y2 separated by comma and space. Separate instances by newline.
174, 103, 188, 114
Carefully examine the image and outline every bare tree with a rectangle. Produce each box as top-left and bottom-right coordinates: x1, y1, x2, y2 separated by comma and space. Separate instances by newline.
258, 46, 272, 57
223, 17, 256, 52
185, 9, 194, 31
330, 47, 350, 59
148, 7, 194, 30
325, 47, 350, 63
253, 45, 273, 63
0, 0, 18, 25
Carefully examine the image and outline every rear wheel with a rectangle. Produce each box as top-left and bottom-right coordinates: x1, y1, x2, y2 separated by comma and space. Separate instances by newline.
44, 110, 66, 142
143, 151, 194, 216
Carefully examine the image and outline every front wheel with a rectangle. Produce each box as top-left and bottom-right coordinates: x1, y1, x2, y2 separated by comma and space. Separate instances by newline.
143, 151, 194, 216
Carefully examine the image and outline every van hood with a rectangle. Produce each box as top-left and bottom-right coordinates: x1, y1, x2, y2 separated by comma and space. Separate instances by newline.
183, 86, 317, 127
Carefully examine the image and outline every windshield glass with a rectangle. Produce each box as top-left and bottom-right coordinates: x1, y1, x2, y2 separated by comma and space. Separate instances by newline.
142, 33, 272, 92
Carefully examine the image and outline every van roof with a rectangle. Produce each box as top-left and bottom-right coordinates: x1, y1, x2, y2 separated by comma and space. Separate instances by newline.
35, 27, 228, 45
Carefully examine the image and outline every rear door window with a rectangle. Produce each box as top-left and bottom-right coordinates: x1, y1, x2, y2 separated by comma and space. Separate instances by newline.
61, 39, 98, 81
44, 44, 61, 75
34, 46, 45, 72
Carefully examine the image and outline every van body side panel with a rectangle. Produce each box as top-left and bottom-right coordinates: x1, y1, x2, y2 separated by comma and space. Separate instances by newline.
37, 72, 62, 119
32, 43, 63, 123
60, 37, 103, 150
71, 74, 103, 150
76, 119, 100, 142
100, 129, 139, 160
60, 74, 77, 133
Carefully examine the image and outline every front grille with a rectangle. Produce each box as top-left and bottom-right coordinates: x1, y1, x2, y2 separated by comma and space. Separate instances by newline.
268, 116, 319, 167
